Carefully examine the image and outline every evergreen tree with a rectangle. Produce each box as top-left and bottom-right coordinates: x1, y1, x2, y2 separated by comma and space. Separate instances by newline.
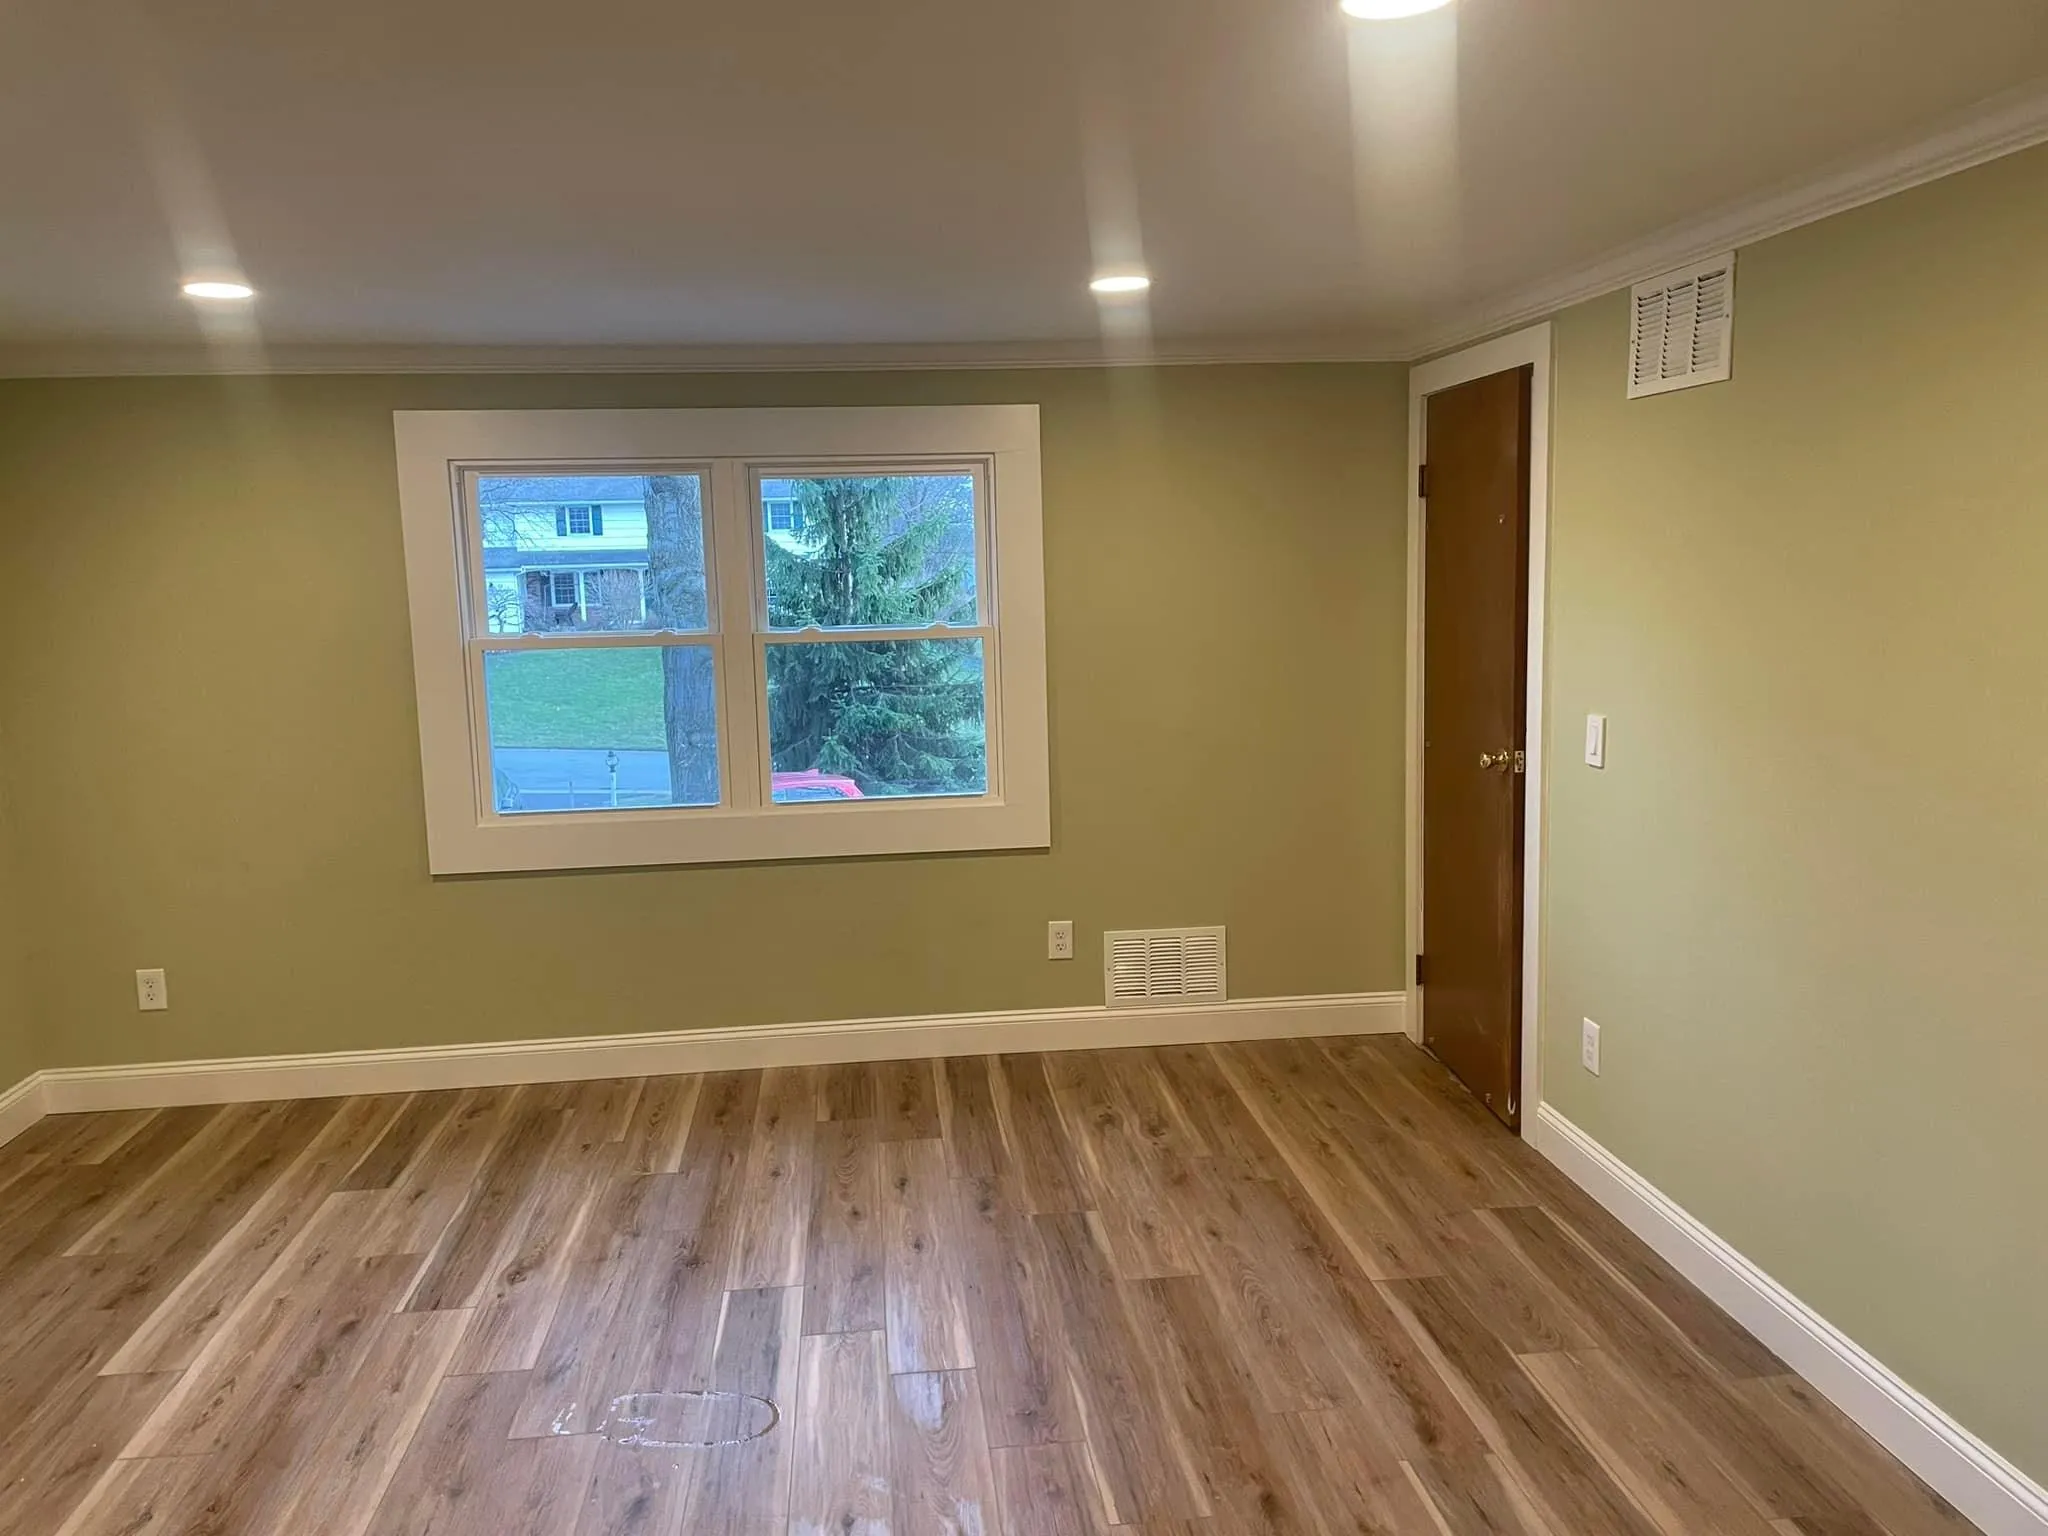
764, 477, 985, 795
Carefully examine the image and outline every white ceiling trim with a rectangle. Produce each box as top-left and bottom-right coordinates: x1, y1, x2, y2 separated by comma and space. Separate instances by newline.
1402, 77, 2048, 361
0, 333, 1407, 380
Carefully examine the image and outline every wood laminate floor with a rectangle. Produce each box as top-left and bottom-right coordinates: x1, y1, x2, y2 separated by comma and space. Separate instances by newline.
0, 1037, 1979, 1536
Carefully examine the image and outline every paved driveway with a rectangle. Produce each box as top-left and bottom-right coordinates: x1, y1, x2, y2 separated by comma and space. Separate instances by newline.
492, 747, 688, 810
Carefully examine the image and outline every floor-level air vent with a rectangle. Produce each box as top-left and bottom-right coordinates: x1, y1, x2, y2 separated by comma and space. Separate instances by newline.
1628, 252, 1735, 398
1104, 927, 1227, 1008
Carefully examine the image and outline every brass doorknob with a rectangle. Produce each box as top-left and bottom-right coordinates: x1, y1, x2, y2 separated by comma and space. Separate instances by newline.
1480, 750, 1524, 773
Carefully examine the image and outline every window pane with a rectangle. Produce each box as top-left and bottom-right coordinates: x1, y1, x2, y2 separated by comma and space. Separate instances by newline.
477, 473, 708, 636
761, 474, 977, 631
484, 646, 719, 813
765, 638, 985, 801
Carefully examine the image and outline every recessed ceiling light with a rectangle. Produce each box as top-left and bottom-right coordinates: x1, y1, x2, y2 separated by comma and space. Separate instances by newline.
181, 279, 255, 301
1090, 273, 1152, 295
1340, 0, 1453, 17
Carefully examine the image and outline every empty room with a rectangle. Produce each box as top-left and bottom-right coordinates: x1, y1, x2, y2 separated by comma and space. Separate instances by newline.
1, 1, 2044, 1533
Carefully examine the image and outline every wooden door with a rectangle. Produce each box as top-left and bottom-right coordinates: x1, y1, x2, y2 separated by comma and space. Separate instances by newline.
1421, 366, 1532, 1129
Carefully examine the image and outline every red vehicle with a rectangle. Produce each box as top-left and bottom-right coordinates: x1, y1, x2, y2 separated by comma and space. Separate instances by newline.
770, 770, 864, 803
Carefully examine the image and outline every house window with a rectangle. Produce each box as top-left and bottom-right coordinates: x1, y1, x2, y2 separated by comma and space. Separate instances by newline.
555, 505, 603, 536
394, 405, 1048, 873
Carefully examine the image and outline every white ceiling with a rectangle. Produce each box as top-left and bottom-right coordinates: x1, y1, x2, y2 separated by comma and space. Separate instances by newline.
4, 0, 2048, 370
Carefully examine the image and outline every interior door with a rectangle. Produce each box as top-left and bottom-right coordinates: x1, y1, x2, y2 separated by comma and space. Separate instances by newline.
1421, 366, 1532, 1130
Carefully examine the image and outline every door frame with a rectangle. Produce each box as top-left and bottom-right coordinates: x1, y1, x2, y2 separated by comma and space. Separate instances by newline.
1404, 321, 1553, 1131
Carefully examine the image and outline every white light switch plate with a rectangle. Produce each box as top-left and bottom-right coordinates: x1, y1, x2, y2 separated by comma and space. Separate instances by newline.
1581, 1018, 1601, 1075
1585, 714, 1607, 769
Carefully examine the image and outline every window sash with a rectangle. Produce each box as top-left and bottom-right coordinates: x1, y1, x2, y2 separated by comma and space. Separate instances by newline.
747, 461, 993, 635
754, 625, 999, 809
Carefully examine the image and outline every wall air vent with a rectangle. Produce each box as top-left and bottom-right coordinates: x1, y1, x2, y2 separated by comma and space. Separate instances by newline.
1628, 253, 1736, 398
1104, 927, 1227, 1008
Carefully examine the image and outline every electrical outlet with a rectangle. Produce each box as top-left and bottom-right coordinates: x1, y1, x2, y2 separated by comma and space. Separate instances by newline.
1581, 1018, 1601, 1075
136, 968, 169, 1012
1047, 920, 1075, 961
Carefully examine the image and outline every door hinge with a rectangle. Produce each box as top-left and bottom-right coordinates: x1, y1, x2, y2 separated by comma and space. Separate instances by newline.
1414, 954, 1427, 987
1417, 463, 1430, 498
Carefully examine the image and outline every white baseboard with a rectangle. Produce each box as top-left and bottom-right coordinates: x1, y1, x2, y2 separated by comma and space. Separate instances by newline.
1530, 1104, 2048, 1536
29, 991, 1405, 1116
0, 1072, 46, 1150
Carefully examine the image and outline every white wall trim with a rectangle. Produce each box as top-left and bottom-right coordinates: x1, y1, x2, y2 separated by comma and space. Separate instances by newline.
0, 1071, 47, 1151
25, 992, 1405, 1115
1530, 1104, 2048, 1536
1408, 79, 2048, 361
1406, 323, 1553, 1128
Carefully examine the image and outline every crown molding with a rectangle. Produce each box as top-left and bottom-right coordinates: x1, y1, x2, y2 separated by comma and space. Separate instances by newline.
1400, 78, 2048, 361
0, 332, 1406, 381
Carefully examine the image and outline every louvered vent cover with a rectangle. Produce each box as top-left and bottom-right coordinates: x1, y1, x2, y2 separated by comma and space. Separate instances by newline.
1104, 927, 1227, 1008
1628, 253, 1736, 398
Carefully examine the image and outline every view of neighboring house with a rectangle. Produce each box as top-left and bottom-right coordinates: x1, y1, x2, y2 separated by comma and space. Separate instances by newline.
479, 475, 809, 634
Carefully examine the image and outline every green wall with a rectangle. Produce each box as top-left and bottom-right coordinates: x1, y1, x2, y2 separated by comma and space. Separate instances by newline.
1540, 144, 2048, 1480
0, 363, 1410, 1071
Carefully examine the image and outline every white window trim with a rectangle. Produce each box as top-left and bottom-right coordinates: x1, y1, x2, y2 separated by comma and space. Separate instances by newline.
394, 405, 1050, 875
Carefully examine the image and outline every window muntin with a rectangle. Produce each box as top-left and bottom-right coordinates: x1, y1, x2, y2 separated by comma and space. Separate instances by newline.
470, 470, 719, 820
764, 637, 987, 802
759, 472, 980, 632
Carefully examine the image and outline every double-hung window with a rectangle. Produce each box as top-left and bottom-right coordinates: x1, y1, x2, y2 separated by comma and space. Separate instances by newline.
394, 406, 1048, 873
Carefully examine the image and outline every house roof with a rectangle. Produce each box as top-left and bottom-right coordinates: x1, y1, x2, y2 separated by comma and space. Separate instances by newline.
482, 547, 649, 571
476, 475, 649, 505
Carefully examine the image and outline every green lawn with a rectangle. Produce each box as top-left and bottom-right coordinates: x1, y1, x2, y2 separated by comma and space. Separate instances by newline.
485, 649, 667, 750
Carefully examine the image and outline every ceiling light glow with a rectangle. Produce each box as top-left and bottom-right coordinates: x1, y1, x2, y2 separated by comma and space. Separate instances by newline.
181, 280, 255, 300
1340, 0, 1453, 17
1090, 273, 1152, 295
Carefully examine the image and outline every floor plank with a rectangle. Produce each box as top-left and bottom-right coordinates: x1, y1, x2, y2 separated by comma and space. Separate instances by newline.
991, 1441, 1102, 1534
953, 1172, 1081, 1449
1032, 1210, 1210, 1526
726, 1066, 818, 1291
675, 1284, 805, 1536
618, 1073, 700, 1176
789, 1329, 893, 1536
889, 1368, 1003, 1536
989, 1053, 1086, 1215
877, 1058, 943, 1142
804, 1116, 883, 1337
882, 1136, 976, 1374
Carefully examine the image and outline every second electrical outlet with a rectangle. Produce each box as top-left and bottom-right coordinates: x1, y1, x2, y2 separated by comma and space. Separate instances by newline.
1047, 920, 1075, 960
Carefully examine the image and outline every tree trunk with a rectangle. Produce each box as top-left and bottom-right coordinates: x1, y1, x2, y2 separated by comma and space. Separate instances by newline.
642, 475, 718, 803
